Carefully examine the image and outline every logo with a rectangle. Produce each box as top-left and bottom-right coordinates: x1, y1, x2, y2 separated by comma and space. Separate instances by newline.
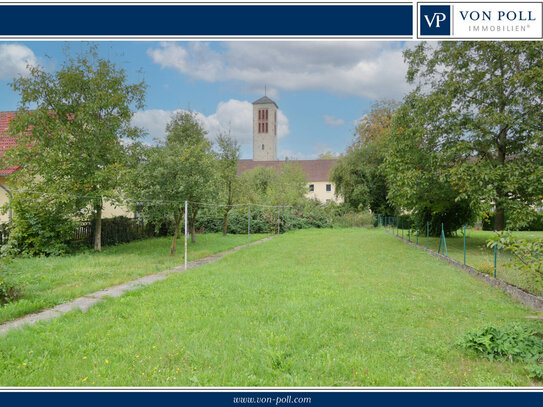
420, 5, 451, 36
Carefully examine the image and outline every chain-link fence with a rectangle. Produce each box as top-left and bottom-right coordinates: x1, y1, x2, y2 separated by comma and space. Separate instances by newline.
377, 214, 543, 298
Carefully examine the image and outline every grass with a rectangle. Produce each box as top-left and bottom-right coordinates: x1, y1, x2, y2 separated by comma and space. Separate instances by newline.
0, 228, 541, 386
392, 227, 543, 296
0, 233, 267, 324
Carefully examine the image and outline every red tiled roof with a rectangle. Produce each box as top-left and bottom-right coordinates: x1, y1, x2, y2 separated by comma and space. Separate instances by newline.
0, 111, 21, 176
237, 159, 338, 182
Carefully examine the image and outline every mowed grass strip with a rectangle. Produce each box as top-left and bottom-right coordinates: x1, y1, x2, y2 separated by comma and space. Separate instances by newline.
1, 233, 267, 324
0, 228, 540, 386
399, 229, 543, 296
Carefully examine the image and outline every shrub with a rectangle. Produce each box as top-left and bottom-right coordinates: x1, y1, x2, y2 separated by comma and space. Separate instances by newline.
457, 324, 543, 362
5, 195, 77, 256
488, 232, 543, 287
195, 200, 335, 234
333, 211, 375, 228
411, 200, 477, 237
527, 364, 543, 380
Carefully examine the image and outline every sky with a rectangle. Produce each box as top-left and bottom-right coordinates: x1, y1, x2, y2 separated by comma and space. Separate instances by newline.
0, 41, 413, 159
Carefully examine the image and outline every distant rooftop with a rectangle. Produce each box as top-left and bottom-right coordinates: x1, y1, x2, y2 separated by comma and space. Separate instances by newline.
252, 96, 278, 107
238, 159, 338, 182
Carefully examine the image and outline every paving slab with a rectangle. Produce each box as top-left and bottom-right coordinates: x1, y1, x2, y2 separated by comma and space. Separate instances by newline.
0, 235, 275, 336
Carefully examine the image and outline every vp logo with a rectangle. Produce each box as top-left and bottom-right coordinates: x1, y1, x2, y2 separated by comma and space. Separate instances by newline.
420, 5, 451, 36
425, 12, 447, 28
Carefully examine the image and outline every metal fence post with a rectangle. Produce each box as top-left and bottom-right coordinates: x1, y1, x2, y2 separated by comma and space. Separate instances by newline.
184, 200, 188, 270
494, 244, 498, 279
248, 203, 251, 245
277, 205, 280, 234
427, 221, 429, 249
463, 225, 466, 265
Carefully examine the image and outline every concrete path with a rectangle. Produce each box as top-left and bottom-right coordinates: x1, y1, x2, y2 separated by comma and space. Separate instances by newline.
0, 236, 274, 336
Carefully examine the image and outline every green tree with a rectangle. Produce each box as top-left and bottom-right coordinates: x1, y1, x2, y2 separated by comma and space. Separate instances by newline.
403, 41, 543, 230
331, 101, 397, 215
239, 162, 307, 207
216, 131, 241, 236
128, 111, 217, 255
6, 46, 146, 251
270, 161, 307, 207
384, 94, 478, 236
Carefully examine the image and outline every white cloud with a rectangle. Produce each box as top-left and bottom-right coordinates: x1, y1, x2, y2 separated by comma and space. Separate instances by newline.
0, 44, 37, 80
131, 99, 290, 145
148, 41, 412, 100
323, 115, 345, 127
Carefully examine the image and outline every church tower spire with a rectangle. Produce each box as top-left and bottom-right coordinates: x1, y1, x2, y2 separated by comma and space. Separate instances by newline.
252, 95, 278, 161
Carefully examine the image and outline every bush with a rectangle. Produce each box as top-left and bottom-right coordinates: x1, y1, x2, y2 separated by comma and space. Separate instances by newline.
195, 200, 335, 234
527, 364, 543, 380
5, 196, 77, 256
488, 232, 543, 288
457, 324, 543, 362
411, 200, 477, 237
333, 211, 375, 228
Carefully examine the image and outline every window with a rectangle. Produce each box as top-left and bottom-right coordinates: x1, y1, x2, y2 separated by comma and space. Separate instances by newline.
258, 108, 268, 133
309, 184, 314, 192
326, 184, 331, 192
262, 144, 265, 150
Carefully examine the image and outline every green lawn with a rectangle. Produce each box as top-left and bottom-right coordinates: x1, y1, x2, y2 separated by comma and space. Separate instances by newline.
391, 228, 543, 296
0, 228, 541, 386
0, 233, 267, 324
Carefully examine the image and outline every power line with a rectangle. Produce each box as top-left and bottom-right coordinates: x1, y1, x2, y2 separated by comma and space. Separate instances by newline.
5, 188, 295, 209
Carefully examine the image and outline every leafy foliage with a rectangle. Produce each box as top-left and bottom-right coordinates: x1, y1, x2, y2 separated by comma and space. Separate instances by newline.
5, 45, 146, 251
215, 131, 241, 236
384, 96, 478, 236
237, 161, 307, 207
3, 192, 77, 256
403, 41, 543, 231
488, 232, 543, 287
196, 200, 337, 234
331, 101, 397, 215
457, 324, 543, 362
527, 364, 543, 380
126, 111, 217, 254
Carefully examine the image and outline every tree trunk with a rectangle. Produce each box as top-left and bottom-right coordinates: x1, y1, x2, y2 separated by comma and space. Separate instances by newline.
222, 207, 231, 236
494, 206, 505, 231
93, 200, 103, 252
170, 212, 182, 256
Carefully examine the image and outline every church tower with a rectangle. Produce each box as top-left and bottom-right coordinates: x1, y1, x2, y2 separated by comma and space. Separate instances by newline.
252, 96, 278, 161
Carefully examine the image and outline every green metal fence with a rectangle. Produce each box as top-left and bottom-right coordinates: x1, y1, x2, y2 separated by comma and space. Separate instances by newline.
376, 214, 542, 298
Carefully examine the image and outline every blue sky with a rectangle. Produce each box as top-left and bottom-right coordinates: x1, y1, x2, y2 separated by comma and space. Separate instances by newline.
0, 41, 412, 159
